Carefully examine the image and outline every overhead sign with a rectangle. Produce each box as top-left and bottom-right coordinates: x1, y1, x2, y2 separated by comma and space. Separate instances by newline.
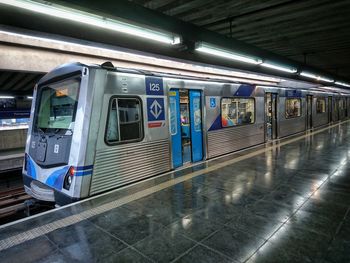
145, 77, 164, 95
0, 109, 30, 119
147, 97, 165, 122
285, 90, 302, 97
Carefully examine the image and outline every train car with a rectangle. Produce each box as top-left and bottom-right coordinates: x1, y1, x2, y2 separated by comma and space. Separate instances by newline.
23, 62, 349, 205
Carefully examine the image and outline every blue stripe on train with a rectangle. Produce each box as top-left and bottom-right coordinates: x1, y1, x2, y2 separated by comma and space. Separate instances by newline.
46, 166, 69, 190
45, 165, 94, 190
75, 165, 94, 171
74, 170, 93, 176
234, 84, 255, 97
208, 115, 222, 131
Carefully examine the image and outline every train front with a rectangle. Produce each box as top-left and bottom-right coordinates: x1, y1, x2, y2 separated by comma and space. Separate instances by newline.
23, 63, 93, 205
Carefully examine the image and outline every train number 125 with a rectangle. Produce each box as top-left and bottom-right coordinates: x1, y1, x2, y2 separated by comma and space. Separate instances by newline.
149, 83, 160, 92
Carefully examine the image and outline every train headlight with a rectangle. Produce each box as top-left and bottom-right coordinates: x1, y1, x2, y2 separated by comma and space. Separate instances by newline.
69, 166, 75, 176
24, 153, 28, 171
63, 166, 75, 190
67, 175, 72, 185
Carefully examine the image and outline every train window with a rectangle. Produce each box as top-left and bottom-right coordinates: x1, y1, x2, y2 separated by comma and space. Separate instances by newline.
193, 97, 202, 132
169, 96, 177, 135
106, 97, 143, 144
106, 100, 120, 142
35, 78, 80, 131
316, 98, 326, 113
221, 98, 255, 127
285, 98, 301, 119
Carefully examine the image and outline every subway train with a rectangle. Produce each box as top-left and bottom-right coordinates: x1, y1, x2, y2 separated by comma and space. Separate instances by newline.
23, 62, 350, 205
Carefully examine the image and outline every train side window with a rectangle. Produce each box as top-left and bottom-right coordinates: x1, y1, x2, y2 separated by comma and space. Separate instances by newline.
221, 98, 255, 127
105, 97, 143, 144
316, 98, 326, 113
106, 99, 119, 142
285, 98, 302, 119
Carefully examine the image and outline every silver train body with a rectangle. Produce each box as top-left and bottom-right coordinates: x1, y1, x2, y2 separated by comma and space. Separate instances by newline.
23, 62, 350, 204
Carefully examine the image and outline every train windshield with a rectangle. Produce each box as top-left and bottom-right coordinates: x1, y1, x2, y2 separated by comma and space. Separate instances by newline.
35, 78, 80, 132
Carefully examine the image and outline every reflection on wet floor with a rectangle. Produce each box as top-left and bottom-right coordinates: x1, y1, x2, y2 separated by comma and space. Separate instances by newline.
1, 122, 350, 262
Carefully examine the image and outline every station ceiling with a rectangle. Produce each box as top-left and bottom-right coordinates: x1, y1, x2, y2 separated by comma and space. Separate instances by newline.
129, 0, 350, 80
0, 0, 349, 95
0, 71, 43, 96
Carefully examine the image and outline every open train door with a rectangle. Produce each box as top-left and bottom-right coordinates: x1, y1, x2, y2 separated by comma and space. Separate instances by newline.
169, 89, 182, 168
328, 96, 332, 123
266, 92, 278, 140
169, 89, 203, 168
189, 90, 203, 162
306, 95, 313, 129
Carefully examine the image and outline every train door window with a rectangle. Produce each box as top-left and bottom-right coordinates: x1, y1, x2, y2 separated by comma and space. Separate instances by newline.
328, 97, 332, 122
266, 93, 277, 140
340, 98, 346, 119
105, 97, 143, 144
169, 96, 177, 135
193, 97, 201, 132
334, 98, 339, 121
285, 98, 301, 119
179, 90, 191, 164
306, 95, 313, 129
316, 98, 326, 113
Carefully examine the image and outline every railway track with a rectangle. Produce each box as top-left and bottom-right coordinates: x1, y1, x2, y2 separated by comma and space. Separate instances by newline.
0, 170, 55, 225
0, 186, 32, 221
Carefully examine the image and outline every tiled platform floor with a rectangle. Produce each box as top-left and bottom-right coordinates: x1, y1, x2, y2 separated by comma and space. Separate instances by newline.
1, 122, 350, 262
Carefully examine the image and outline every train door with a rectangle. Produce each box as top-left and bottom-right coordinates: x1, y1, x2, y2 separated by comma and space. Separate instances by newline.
328, 96, 332, 123
339, 98, 345, 120
342, 98, 347, 119
169, 89, 203, 168
266, 92, 278, 140
334, 98, 339, 122
306, 95, 313, 129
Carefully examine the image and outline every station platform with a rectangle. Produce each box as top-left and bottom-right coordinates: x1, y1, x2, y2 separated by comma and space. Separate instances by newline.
1, 122, 350, 263
0, 149, 24, 172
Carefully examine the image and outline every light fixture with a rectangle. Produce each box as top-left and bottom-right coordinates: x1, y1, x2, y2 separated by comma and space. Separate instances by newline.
0, 29, 281, 85
261, 62, 297, 73
0, 0, 181, 45
195, 42, 263, 65
318, 76, 334, 83
0, 96, 15, 99
300, 71, 334, 83
335, 81, 350, 88
27, 96, 33, 99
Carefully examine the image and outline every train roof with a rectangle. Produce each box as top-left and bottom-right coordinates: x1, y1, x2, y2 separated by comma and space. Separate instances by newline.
38, 62, 350, 95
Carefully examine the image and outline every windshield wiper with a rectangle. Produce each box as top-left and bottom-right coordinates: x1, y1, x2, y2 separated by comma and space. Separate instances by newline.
46, 128, 62, 137
37, 127, 45, 135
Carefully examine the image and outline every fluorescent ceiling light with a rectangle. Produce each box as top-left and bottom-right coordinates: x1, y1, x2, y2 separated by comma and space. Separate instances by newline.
0, 30, 281, 84
27, 96, 33, 99
300, 71, 318, 79
0, 0, 181, 45
0, 96, 15, 99
318, 76, 334, 83
195, 42, 263, 65
261, 62, 297, 73
335, 81, 350, 88
300, 71, 334, 83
